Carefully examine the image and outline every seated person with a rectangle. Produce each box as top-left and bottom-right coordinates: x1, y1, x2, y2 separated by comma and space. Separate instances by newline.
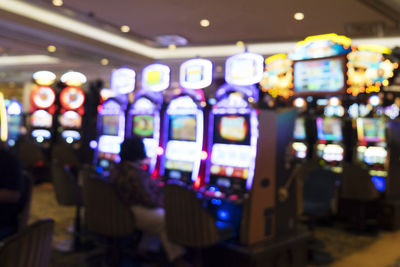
110, 136, 187, 265
0, 141, 25, 240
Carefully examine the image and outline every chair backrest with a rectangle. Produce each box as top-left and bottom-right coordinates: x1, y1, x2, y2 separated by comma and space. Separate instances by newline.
163, 184, 220, 248
18, 141, 45, 168
51, 161, 82, 206
51, 143, 80, 168
0, 219, 54, 267
341, 163, 379, 200
18, 171, 34, 231
82, 177, 136, 237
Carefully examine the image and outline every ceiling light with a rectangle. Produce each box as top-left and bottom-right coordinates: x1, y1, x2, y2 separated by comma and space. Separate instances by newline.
120, 25, 130, 33
294, 12, 304, 21
52, 0, 63, 7
47, 45, 56, 53
236, 41, 245, 46
168, 44, 177, 50
101, 58, 109, 65
0, 55, 59, 66
200, 19, 210, 27
216, 66, 223, 73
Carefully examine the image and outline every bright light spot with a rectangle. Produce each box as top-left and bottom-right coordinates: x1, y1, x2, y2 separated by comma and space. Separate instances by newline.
236, 41, 245, 47
216, 66, 223, 73
168, 44, 176, 50
8, 140, 15, 147
66, 137, 73, 144
89, 140, 97, 149
294, 98, 305, 108
201, 151, 208, 160
52, 0, 63, 7
101, 58, 109, 65
120, 25, 130, 33
383, 80, 389, 86
200, 19, 210, 27
248, 97, 255, 103
294, 12, 304, 21
369, 95, 380, 107
36, 136, 44, 143
329, 97, 340, 107
47, 45, 56, 53
157, 146, 164, 156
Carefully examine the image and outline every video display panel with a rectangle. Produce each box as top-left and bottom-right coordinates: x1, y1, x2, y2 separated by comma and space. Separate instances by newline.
30, 110, 52, 128
213, 114, 251, 145
185, 65, 203, 83
293, 117, 306, 140
357, 118, 386, 142
169, 114, 196, 141
294, 57, 345, 95
316, 117, 343, 141
102, 115, 119, 136
133, 115, 154, 138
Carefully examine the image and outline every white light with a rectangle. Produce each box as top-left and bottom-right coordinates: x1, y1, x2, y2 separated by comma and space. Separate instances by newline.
33, 70, 56, 85
0, 55, 59, 66
294, 12, 304, 21
294, 98, 305, 108
141, 64, 170, 92
7, 101, 22, 115
120, 25, 130, 33
369, 95, 380, 107
36, 136, 44, 143
111, 67, 136, 94
47, 45, 56, 53
168, 44, 176, 50
52, 0, 63, 7
329, 97, 340, 107
200, 19, 210, 27
61, 71, 87, 86
225, 52, 264, 86
236, 41, 245, 47
66, 137, 73, 144
101, 58, 109, 65
180, 58, 213, 90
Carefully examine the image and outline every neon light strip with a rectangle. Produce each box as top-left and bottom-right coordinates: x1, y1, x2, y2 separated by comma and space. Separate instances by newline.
0, 93, 8, 142
246, 109, 259, 190
0, 55, 59, 66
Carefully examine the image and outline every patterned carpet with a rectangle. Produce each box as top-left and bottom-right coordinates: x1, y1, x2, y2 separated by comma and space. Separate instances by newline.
29, 183, 400, 267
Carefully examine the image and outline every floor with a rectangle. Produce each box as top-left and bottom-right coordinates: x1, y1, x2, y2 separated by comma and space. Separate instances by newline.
30, 183, 400, 267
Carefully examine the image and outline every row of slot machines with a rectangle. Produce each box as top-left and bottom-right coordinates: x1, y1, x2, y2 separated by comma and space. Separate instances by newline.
0, 93, 24, 146
94, 54, 299, 245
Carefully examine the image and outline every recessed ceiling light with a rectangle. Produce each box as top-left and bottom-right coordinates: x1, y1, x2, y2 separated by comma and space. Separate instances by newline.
120, 25, 130, 33
47, 45, 56, 53
101, 58, 109, 65
52, 0, 63, 7
294, 12, 304, 21
168, 44, 177, 50
236, 41, 245, 46
200, 19, 210, 27
216, 66, 223, 73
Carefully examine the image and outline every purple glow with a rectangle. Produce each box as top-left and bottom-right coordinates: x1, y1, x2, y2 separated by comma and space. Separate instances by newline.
89, 140, 97, 149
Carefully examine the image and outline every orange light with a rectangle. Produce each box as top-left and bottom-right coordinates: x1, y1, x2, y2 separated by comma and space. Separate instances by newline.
157, 146, 164, 156
194, 177, 201, 189
201, 151, 208, 160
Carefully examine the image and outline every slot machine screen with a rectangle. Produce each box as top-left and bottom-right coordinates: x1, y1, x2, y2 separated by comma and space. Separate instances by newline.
133, 115, 154, 138
213, 114, 251, 145
293, 117, 306, 140
169, 114, 196, 141
316, 117, 342, 141
102, 115, 119, 136
231, 59, 255, 80
357, 118, 386, 142
31, 110, 52, 128
8, 116, 21, 138
185, 65, 203, 83
59, 111, 82, 129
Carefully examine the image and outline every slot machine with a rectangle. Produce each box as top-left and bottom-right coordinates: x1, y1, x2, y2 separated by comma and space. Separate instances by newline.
95, 67, 135, 175
158, 58, 212, 185
30, 71, 57, 148
126, 64, 170, 174
0, 92, 8, 143
58, 72, 86, 148
6, 99, 23, 147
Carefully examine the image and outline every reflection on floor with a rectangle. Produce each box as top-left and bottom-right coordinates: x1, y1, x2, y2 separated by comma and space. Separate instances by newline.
30, 183, 400, 267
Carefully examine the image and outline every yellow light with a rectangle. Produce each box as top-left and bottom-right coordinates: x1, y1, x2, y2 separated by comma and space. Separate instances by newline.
265, 53, 288, 64
383, 80, 389, 86
293, 12, 304, 21
168, 44, 176, 50
52, 0, 63, 7
120, 25, 130, 33
47, 45, 56, 53
101, 58, 109, 65
236, 41, 245, 46
200, 19, 210, 27
296, 33, 352, 48
0, 92, 8, 142
357, 44, 391, 54
33, 70, 56, 85
216, 66, 223, 72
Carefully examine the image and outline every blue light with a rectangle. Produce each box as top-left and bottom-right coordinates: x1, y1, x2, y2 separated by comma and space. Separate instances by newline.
89, 140, 98, 149
217, 209, 230, 221
211, 198, 222, 206
96, 166, 103, 173
208, 98, 217, 105
371, 176, 386, 192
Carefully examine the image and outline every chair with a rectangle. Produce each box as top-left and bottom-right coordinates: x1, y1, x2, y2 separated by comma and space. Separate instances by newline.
82, 177, 139, 266
51, 160, 84, 251
0, 219, 54, 267
17, 171, 34, 231
51, 143, 81, 169
18, 141, 49, 183
163, 184, 233, 266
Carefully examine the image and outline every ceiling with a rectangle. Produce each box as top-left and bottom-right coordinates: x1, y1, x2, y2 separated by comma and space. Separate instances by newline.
0, 0, 400, 85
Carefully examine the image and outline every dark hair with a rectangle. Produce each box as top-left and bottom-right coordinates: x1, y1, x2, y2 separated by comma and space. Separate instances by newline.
120, 136, 147, 162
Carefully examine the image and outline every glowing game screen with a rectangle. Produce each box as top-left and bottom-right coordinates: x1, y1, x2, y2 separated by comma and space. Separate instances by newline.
357, 118, 386, 142
185, 65, 203, 83
231, 59, 256, 80
133, 115, 154, 138
59, 111, 82, 128
8, 116, 21, 138
316, 117, 343, 141
31, 110, 52, 128
146, 70, 161, 85
293, 117, 306, 140
169, 114, 196, 141
294, 58, 345, 94
213, 114, 250, 145
102, 115, 119, 136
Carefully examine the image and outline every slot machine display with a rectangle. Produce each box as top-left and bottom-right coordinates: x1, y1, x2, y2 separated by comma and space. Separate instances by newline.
0, 92, 8, 143
126, 64, 170, 174
291, 116, 308, 160
6, 99, 23, 147
58, 71, 86, 147
95, 67, 135, 174
30, 71, 57, 147
158, 58, 212, 185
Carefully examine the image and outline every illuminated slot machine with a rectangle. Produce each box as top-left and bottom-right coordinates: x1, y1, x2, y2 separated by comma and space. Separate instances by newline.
95, 67, 135, 175
356, 118, 387, 190
0, 92, 8, 143
58, 72, 86, 147
6, 99, 23, 147
291, 117, 308, 160
30, 71, 57, 147
158, 58, 212, 185
126, 64, 170, 174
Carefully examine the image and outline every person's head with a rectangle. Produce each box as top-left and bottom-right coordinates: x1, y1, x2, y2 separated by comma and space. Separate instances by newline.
120, 136, 147, 163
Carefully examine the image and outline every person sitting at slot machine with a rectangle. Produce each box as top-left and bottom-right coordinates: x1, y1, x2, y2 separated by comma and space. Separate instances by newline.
110, 136, 188, 266
0, 141, 26, 240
